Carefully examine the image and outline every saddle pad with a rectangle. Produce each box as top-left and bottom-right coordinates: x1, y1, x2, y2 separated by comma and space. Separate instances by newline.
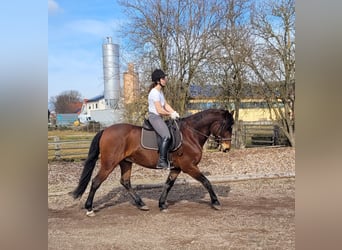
141, 129, 159, 150
141, 128, 182, 151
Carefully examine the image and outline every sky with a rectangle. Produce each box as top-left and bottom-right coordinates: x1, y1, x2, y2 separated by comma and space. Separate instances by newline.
48, 0, 129, 105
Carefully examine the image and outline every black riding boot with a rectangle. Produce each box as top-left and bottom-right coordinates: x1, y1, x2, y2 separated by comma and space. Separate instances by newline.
156, 137, 171, 169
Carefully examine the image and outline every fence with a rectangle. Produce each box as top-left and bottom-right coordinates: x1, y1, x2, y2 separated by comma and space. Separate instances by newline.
48, 121, 104, 133
48, 135, 92, 160
48, 122, 290, 160
235, 121, 289, 148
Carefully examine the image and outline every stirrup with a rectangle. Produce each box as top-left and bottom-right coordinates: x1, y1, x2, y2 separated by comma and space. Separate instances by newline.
156, 159, 170, 169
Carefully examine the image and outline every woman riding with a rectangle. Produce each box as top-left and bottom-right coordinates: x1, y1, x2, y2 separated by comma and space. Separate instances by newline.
148, 69, 180, 169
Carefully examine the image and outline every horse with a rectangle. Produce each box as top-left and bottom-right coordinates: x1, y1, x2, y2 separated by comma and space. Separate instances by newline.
71, 109, 234, 216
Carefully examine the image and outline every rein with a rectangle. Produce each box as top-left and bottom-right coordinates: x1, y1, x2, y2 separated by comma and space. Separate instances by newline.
184, 122, 232, 142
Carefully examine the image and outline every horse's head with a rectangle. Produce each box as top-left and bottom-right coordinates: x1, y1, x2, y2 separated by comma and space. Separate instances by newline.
212, 110, 235, 152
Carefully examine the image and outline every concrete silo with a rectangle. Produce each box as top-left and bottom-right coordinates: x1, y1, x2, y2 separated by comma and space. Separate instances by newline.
78, 36, 123, 126
102, 37, 120, 109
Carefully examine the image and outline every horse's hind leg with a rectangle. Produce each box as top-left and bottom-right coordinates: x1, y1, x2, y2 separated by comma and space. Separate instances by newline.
119, 160, 149, 211
159, 168, 181, 211
84, 159, 118, 216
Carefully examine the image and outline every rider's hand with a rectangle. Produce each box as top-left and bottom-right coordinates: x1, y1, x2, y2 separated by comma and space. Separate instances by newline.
170, 111, 180, 120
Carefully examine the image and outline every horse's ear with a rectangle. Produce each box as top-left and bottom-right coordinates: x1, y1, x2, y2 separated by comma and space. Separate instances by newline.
230, 110, 235, 116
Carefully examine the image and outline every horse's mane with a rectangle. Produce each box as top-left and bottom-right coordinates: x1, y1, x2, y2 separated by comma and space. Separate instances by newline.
182, 109, 233, 123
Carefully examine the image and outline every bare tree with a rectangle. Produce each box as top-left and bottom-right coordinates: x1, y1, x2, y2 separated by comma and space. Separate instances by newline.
119, 0, 219, 114
208, 0, 253, 118
49, 90, 83, 113
118, 0, 295, 147
204, 0, 254, 148
249, 0, 295, 146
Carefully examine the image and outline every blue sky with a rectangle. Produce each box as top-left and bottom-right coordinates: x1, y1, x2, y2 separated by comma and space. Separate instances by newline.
48, 0, 128, 104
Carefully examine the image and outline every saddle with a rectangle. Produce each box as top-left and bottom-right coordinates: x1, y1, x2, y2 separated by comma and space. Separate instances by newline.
141, 119, 182, 151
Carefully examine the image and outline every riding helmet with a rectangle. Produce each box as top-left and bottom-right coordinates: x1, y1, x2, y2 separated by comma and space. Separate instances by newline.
151, 69, 167, 82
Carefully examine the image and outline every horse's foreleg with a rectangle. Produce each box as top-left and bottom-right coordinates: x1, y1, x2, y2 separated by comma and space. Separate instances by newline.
187, 170, 221, 210
159, 168, 181, 211
119, 160, 149, 211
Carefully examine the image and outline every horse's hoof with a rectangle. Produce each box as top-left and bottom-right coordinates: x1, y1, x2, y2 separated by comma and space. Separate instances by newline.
159, 203, 169, 212
159, 203, 168, 211
212, 204, 222, 210
86, 210, 96, 216
160, 208, 169, 213
139, 205, 150, 211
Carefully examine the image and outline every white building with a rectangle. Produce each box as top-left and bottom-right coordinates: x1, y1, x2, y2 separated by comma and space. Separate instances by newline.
78, 95, 104, 123
78, 94, 123, 126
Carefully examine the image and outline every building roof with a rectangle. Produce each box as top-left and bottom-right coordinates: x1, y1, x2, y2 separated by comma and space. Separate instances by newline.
67, 102, 83, 114
189, 81, 294, 99
189, 85, 220, 98
85, 94, 104, 103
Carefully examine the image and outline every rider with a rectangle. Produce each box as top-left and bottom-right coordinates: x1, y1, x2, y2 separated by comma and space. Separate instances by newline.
148, 69, 180, 169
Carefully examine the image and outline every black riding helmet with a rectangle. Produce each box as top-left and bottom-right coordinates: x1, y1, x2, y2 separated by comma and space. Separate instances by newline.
151, 69, 167, 82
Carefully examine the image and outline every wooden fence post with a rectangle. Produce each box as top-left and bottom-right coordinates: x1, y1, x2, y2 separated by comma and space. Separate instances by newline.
54, 136, 61, 160
273, 124, 280, 146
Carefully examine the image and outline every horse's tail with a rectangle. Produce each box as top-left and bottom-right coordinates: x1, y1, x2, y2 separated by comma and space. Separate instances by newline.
71, 129, 104, 199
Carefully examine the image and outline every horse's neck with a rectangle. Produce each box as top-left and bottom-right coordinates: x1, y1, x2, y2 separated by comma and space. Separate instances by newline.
186, 114, 218, 141
196, 115, 218, 131
194, 121, 212, 135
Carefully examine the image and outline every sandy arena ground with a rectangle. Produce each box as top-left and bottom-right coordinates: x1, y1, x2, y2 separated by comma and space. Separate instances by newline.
48, 147, 295, 249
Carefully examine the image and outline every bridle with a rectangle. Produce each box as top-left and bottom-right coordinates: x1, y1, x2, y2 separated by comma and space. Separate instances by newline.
185, 120, 232, 142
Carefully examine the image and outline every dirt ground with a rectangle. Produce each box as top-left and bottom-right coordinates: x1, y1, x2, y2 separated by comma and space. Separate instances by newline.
48, 147, 295, 249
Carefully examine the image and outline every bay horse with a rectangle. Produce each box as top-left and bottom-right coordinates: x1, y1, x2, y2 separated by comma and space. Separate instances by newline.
72, 109, 234, 216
